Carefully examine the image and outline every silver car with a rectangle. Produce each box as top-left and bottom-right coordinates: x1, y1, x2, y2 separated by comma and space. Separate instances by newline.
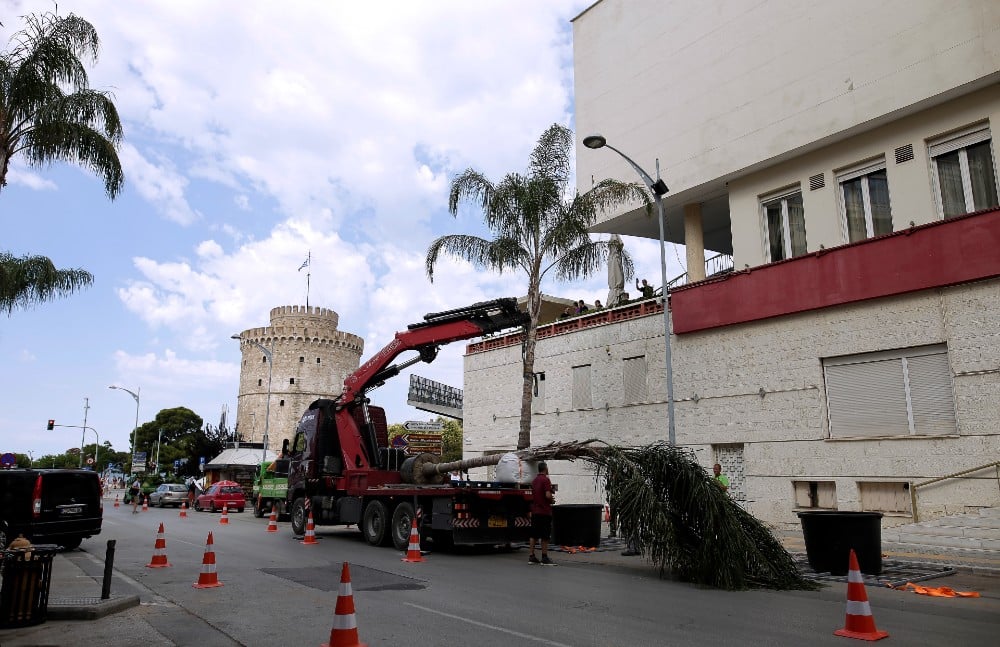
148, 483, 189, 508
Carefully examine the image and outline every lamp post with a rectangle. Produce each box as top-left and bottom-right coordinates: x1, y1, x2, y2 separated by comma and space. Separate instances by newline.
232, 334, 273, 463
582, 134, 676, 445
109, 385, 140, 474
155, 428, 163, 475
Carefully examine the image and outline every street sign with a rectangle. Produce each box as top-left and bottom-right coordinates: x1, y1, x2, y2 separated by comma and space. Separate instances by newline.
0, 453, 16, 467
403, 420, 444, 432
86, 457, 95, 465
399, 432, 443, 456
132, 451, 147, 474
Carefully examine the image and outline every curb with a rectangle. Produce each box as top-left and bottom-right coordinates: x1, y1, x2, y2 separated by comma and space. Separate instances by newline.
47, 594, 141, 620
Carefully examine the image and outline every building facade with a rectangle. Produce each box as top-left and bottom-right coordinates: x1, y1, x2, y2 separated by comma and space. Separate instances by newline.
462, 0, 1000, 530
233, 305, 364, 457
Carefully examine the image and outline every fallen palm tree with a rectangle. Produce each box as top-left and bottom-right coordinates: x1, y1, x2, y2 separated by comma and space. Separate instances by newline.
415, 438, 813, 590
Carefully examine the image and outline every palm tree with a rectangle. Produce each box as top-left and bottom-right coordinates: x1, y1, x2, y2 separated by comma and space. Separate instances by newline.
426, 123, 650, 449
0, 252, 93, 314
0, 11, 123, 314
0, 11, 123, 194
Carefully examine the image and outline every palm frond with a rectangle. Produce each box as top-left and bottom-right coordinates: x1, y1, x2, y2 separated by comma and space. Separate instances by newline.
0, 252, 94, 314
530, 123, 573, 185
592, 442, 816, 591
425, 234, 526, 282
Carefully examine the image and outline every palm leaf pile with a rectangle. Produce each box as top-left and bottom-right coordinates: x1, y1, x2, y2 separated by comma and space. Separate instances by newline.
589, 442, 816, 591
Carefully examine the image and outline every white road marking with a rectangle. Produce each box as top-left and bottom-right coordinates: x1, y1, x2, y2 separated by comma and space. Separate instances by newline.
404, 602, 576, 647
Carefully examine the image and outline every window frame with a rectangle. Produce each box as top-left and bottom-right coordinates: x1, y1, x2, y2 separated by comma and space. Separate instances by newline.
760, 187, 807, 262
571, 364, 592, 410
836, 158, 892, 242
928, 124, 999, 218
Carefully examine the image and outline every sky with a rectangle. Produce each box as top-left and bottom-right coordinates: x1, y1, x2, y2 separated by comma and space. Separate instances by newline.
0, 0, 687, 463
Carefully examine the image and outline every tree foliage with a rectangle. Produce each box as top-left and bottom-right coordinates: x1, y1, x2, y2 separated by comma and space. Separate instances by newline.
592, 442, 815, 591
0, 10, 123, 315
427, 123, 649, 449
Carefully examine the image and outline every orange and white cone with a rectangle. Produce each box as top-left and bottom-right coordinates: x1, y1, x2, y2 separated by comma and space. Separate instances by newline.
301, 510, 318, 545
266, 505, 279, 533
321, 562, 367, 647
114, 494, 120, 508
142, 496, 148, 512
179, 502, 188, 518
192, 531, 223, 589
145, 522, 172, 568
603, 505, 610, 522
834, 549, 889, 641
401, 518, 424, 562
219, 504, 229, 525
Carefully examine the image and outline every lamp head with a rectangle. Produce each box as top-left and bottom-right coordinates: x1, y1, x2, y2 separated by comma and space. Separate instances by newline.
230, 334, 241, 340
582, 134, 607, 149
108, 385, 117, 390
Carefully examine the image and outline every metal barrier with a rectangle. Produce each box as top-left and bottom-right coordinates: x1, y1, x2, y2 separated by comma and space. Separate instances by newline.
909, 461, 1000, 522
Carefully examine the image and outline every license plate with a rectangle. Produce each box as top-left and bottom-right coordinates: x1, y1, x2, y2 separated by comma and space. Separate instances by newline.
488, 515, 507, 528
60, 505, 84, 515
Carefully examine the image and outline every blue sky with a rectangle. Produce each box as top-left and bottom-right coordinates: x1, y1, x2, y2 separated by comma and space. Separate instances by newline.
1, 0, 684, 461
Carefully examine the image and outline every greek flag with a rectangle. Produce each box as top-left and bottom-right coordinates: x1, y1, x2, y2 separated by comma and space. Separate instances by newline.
298, 256, 310, 271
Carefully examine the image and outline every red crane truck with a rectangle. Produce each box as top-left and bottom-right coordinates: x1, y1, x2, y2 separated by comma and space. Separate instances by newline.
284, 297, 533, 551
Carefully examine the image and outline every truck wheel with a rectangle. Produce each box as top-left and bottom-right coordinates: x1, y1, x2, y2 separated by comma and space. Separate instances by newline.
390, 502, 415, 551
291, 498, 307, 535
362, 500, 391, 547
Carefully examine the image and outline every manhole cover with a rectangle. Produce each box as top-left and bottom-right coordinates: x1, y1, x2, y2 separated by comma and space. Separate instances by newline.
262, 563, 426, 592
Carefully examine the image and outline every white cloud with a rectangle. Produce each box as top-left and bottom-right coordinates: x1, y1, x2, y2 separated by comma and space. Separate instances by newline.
118, 143, 200, 225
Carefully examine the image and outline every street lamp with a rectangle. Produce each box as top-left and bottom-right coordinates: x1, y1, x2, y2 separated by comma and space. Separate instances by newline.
232, 334, 273, 463
109, 385, 140, 473
583, 134, 676, 445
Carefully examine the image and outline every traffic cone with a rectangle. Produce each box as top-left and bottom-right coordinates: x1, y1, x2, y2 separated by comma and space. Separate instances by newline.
321, 562, 367, 647
114, 494, 120, 508
219, 504, 229, 525
179, 502, 188, 518
192, 531, 223, 589
834, 549, 889, 641
266, 505, 278, 533
401, 518, 424, 562
145, 522, 172, 568
142, 496, 148, 512
603, 505, 610, 522
301, 510, 318, 545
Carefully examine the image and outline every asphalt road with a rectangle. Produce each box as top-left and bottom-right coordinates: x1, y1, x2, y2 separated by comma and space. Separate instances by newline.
5, 503, 999, 646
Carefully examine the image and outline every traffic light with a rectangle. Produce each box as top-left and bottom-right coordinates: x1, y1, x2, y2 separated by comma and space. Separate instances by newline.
46, 419, 55, 430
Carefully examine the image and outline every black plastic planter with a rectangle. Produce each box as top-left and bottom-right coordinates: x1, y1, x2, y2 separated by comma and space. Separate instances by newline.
551, 504, 603, 547
797, 510, 883, 575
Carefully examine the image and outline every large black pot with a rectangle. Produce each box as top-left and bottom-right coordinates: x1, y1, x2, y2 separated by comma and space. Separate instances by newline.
551, 504, 603, 547
797, 511, 883, 575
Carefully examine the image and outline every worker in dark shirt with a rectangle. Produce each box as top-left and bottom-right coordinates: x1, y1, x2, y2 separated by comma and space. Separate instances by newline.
528, 462, 556, 565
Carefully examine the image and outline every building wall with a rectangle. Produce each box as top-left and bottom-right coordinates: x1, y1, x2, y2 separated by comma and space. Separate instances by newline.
233, 305, 364, 456
574, 0, 1000, 221
729, 86, 1000, 268
463, 280, 1000, 529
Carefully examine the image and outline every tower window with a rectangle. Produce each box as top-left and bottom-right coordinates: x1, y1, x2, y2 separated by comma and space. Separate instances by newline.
300, 356, 304, 363
257, 379, 262, 387
290, 378, 295, 385
279, 400, 285, 406
317, 357, 321, 364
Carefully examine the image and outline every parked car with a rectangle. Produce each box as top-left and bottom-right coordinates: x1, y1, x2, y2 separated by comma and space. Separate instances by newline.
148, 483, 188, 508
0, 469, 103, 550
194, 480, 245, 513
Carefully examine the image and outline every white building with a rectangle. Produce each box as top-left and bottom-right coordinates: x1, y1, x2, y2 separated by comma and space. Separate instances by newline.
463, 0, 1000, 530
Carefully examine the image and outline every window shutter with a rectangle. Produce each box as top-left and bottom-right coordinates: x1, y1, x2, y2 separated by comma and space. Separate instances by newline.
904, 353, 956, 435
825, 359, 910, 437
572, 365, 592, 409
623, 357, 648, 405
928, 125, 990, 157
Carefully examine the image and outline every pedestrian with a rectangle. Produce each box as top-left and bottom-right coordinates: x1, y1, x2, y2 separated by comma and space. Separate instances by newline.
187, 479, 197, 507
635, 278, 654, 299
528, 461, 556, 565
577, 300, 589, 314
558, 306, 573, 319
594, 299, 603, 310
713, 463, 730, 492
129, 478, 141, 514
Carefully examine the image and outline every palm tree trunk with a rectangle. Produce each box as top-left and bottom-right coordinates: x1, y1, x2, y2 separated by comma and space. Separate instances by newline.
517, 277, 542, 449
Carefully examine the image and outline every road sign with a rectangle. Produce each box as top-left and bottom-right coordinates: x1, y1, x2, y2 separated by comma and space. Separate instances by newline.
1, 453, 16, 467
86, 457, 95, 465
403, 421, 444, 432
399, 432, 443, 456
132, 451, 147, 474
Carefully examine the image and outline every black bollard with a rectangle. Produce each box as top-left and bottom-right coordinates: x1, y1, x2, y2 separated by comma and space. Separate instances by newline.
101, 539, 116, 600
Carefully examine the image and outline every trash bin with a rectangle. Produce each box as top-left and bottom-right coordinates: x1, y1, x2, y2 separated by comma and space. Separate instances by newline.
551, 504, 603, 547
797, 511, 883, 575
0, 545, 58, 628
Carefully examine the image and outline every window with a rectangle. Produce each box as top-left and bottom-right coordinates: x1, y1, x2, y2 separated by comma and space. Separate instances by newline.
929, 125, 999, 218
316, 357, 321, 364
761, 190, 807, 261
300, 356, 304, 363
572, 365, 592, 409
793, 481, 837, 509
289, 378, 295, 385
279, 399, 285, 407
257, 379, 262, 387
858, 482, 910, 514
838, 159, 892, 242
623, 356, 647, 404
823, 344, 956, 438
530, 372, 545, 414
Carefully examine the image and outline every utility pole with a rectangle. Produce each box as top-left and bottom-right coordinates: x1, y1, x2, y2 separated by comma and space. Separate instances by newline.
80, 397, 90, 468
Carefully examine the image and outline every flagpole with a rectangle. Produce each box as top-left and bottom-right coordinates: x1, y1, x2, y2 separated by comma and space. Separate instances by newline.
305, 251, 311, 308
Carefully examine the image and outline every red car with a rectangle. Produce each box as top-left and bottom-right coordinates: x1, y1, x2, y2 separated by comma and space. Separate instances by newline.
194, 480, 246, 513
